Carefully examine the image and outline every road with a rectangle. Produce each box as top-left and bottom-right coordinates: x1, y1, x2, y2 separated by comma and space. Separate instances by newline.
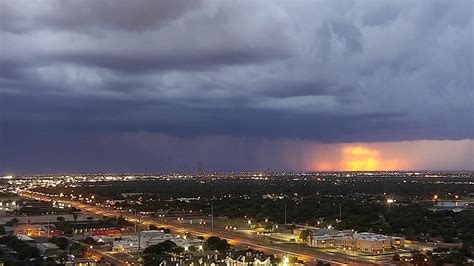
20, 191, 377, 265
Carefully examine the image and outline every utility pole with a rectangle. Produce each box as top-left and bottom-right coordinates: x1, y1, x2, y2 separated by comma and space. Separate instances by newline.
135, 209, 141, 254
284, 202, 287, 225
134, 209, 137, 234
339, 203, 342, 222
211, 202, 214, 230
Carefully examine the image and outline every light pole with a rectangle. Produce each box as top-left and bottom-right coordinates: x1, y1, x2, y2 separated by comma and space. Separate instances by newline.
211, 202, 214, 230
135, 209, 141, 254
339, 203, 342, 222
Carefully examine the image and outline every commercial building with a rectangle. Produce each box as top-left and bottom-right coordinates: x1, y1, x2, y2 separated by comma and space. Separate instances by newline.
65, 258, 111, 266
36, 242, 61, 256
308, 229, 404, 253
431, 200, 474, 212
112, 230, 204, 254
70, 222, 121, 236
17, 200, 52, 215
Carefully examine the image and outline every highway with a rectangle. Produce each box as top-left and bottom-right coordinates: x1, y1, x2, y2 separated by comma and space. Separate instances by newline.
20, 191, 377, 265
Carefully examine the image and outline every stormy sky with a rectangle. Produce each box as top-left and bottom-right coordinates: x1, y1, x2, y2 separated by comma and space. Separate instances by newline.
1, 0, 473, 173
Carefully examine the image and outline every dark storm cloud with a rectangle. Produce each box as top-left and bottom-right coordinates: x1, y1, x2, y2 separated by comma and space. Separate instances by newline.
1, 0, 473, 172
0, 0, 202, 33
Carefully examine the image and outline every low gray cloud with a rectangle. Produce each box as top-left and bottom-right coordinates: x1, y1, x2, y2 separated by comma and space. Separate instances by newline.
0, 0, 473, 172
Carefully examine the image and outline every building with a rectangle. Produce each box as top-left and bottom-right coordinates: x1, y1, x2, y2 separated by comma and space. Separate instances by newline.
70, 222, 121, 236
157, 254, 226, 266
307, 229, 354, 248
156, 251, 273, 266
225, 255, 272, 266
65, 258, 111, 266
353, 232, 403, 252
431, 200, 474, 212
17, 200, 52, 215
36, 242, 61, 256
13, 223, 61, 237
113, 230, 205, 254
0, 197, 20, 212
222, 250, 273, 266
308, 229, 404, 253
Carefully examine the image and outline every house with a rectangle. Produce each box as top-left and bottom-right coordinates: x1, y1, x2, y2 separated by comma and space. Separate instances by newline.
225, 255, 272, 266
225, 251, 272, 266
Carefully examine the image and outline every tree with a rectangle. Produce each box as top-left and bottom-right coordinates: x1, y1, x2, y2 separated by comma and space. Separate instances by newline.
411, 251, 427, 265
87, 216, 93, 221
56, 254, 69, 263
1, 236, 41, 260
18, 245, 40, 259
84, 237, 96, 245
72, 212, 78, 221
392, 254, 401, 261
57, 216, 65, 222
144, 240, 184, 256
299, 229, 309, 241
42, 257, 57, 266
205, 236, 229, 252
49, 237, 69, 250
70, 242, 85, 257
159, 227, 171, 234
5, 218, 19, 226
149, 224, 158, 230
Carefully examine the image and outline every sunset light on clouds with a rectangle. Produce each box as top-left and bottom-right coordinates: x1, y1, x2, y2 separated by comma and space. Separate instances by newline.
310, 145, 404, 171
1, 0, 472, 173
305, 139, 473, 172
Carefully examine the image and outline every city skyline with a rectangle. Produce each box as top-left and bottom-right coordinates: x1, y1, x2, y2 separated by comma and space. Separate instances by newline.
1, 0, 473, 173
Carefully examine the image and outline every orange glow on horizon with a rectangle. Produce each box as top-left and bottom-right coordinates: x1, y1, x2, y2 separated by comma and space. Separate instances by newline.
342, 146, 380, 171
309, 144, 406, 171
314, 160, 334, 171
